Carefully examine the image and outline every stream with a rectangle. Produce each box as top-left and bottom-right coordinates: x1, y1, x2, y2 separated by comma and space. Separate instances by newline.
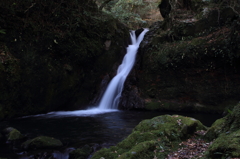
0, 110, 222, 158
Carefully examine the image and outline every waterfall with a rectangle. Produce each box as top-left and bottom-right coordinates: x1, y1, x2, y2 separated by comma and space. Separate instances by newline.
98, 28, 149, 109
37, 28, 149, 117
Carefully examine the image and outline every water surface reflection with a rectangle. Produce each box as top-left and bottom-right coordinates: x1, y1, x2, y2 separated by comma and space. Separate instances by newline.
0, 110, 222, 158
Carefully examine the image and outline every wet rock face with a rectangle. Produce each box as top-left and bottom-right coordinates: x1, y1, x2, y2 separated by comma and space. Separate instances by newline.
118, 28, 146, 110
119, 86, 145, 110
122, 0, 240, 112
135, 28, 144, 38
90, 74, 110, 105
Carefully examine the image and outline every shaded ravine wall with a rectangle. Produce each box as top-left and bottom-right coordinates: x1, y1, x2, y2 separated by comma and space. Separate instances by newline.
0, 0, 129, 120
119, 0, 240, 113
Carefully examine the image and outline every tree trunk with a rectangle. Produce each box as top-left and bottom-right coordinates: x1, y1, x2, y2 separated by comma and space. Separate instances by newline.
99, 0, 112, 10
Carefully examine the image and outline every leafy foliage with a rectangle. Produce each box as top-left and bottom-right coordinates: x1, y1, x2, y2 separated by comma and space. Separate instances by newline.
96, 0, 160, 28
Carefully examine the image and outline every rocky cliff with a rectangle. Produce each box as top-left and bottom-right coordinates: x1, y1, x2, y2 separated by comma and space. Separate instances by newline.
120, 0, 240, 113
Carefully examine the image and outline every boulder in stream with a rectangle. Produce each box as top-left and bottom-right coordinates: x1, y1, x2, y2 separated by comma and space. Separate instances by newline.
2, 127, 24, 141
22, 136, 63, 150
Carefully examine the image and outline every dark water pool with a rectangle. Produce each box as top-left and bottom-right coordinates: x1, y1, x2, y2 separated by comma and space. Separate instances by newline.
0, 110, 222, 158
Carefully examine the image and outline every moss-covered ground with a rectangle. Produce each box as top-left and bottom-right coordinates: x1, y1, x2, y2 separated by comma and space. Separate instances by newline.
91, 114, 206, 159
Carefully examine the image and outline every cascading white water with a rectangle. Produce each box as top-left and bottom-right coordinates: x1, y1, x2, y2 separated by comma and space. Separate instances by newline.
37, 28, 148, 117
98, 28, 149, 109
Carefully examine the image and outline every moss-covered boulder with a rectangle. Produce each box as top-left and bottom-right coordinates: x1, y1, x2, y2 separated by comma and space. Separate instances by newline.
204, 103, 240, 158
2, 127, 24, 141
204, 117, 226, 140
206, 130, 240, 158
22, 136, 63, 150
6, 129, 23, 141
205, 103, 240, 139
91, 115, 206, 159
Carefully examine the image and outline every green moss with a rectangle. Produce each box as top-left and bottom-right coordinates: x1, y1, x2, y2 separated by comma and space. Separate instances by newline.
134, 115, 176, 132
2, 127, 24, 141
205, 117, 226, 140
22, 136, 63, 150
92, 115, 206, 159
221, 100, 239, 114
206, 130, 240, 158
91, 147, 119, 159
69, 145, 92, 159
225, 103, 240, 132
145, 101, 161, 110
204, 104, 240, 158
180, 116, 207, 135
7, 129, 24, 141
117, 131, 159, 150
118, 141, 156, 159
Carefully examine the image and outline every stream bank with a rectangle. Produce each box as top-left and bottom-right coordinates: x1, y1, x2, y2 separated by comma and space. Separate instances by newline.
0, 110, 221, 159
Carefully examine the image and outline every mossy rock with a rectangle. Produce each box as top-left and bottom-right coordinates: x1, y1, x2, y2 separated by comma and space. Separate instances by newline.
145, 100, 162, 110
224, 103, 240, 132
69, 145, 92, 159
205, 117, 226, 140
205, 103, 240, 140
204, 103, 240, 158
92, 115, 206, 159
2, 127, 24, 141
118, 140, 156, 159
206, 129, 240, 158
7, 129, 23, 141
134, 115, 206, 137
22, 136, 63, 150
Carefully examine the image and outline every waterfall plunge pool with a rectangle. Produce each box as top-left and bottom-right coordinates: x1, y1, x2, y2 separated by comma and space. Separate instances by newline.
0, 110, 222, 158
